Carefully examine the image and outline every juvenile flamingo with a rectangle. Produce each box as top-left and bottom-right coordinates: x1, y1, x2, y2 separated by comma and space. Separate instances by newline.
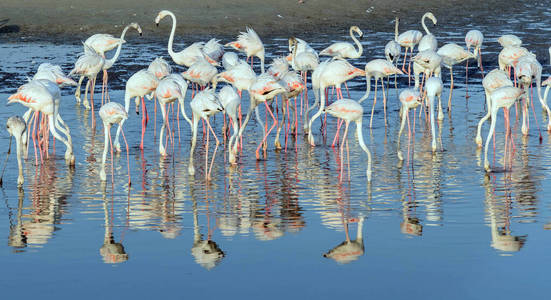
397, 89, 422, 161
99, 102, 130, 186
1, 116, 26, 187
226, 27, 266, 73
324, 99, 372, 182
319, 26, 363, 59
483, 86, 524, 172
70, 44, 104, 118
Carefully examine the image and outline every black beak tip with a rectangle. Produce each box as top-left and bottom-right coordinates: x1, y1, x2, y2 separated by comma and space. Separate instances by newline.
155, 23, 159, 27
140, 32, 143, 36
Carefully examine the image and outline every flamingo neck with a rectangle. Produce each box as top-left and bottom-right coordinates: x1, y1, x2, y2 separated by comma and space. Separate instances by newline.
358, 74, 371, 103
355, 119, 372, 181
422, 14, 431, 35
394, 18, 399, 41
104, 25, 131, 70
167, 11, 177, 61
350, 28, 363, 57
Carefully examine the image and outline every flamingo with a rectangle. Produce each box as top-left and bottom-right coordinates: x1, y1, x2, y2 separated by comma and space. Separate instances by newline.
288, 37, 317, 57
475, 69, 513, 147
465, 29, 484, 77
303, 59, 330, 133
274, 71, 305, 149
483, 86, 524, 172
221, 52, 240, 71
515, 54, 547, 136
412, 49, 442, 90
425, 77, 443, 151
498, 46, 533, 82
8, 80, 75, 165
188, 89, 224, 180
385, 17, 401, 88
267, 57, 290, 80
155, 74, 190, 156
230, 73, 287, 162
307, 59, 366, 146
417, 12, 438, 52
324, 99, 372, 182
289, 37, 319, 117
148, 57, 172, 79
182, 55, 218, 91
437, 43, 476, 111
319, 26, 363, 59
226, 27, 266, 73
1, 116, 26, 187
397, 19, 423, 77
70, 44, 104, 120
498, 34, 522, 48
357, 59, 403, 127
203, 38, 224, 63
218, 85, 241, 151
115, 69, 159, 151
98, 102, 130, 186
540, 76, 551, 131
155, 10, 218, 67
397, 89, 422, 161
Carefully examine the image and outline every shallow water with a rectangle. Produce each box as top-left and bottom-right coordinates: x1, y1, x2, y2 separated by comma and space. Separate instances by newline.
2, 6, 551, 298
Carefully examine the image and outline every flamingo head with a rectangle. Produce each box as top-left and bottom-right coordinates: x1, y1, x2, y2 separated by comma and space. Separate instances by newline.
425, 12, 437, 25
6, 116, 26, 139
155, 10, 171, 25
129, 22, 143, 36
351, 26, 363, 38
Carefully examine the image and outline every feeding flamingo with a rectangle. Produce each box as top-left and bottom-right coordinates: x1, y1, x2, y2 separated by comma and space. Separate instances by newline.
397, 89, 422, 161
98, 102, 130, 186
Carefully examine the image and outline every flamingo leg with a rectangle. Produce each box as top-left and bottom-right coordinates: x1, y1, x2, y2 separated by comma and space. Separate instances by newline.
256, 102, 278, 160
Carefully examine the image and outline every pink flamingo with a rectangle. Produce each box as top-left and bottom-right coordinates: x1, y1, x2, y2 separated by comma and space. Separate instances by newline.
437, 43, 476, 111
397, 89, 422, 161
425, 77, 443, 151
115, 69, 159, 151
357, 59, 403, 127
70, 44, 104, 124
225, 27, 266, 73
319, 26, 363, 59
324, 99, 372, 182
498, 34, 522, 48
483, 86, 524, 172
1, 116, 26, 187
417, 12, 438, 52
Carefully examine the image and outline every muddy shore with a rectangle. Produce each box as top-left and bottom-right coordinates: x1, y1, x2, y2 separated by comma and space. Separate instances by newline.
1, 0, 518, 43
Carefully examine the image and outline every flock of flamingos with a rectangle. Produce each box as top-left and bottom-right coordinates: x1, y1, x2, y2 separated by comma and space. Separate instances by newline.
2, 9, 550, 189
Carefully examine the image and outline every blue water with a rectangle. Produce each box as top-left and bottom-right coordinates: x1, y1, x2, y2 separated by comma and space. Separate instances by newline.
2, 5, 551, 298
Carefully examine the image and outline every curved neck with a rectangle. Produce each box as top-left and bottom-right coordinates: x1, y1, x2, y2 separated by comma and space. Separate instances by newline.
543, 85, 550, 105
422, 14, 431, 35
167, 11, 177, 60
358, 74, 371, 103
355, 119, 372, 181
350, 28, 363, 57
104, 25, 131, 69
291, 41, 298, 67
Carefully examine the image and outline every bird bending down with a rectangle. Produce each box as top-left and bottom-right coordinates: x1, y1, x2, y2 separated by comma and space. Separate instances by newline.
99, 102, 130, 186
475, 69, 513, 147
319, 26, 363, 59
437, 43, 476, 111
188, 89, 224, 180
324, 99, 372, 182
1, 116, 27, 187
483, 86, 524, 172
115, 69, 159, 151
397, 89, 422, 161
425, 77, 443, 152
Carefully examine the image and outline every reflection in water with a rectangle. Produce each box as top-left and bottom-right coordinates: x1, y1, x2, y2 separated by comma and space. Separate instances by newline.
190, 184, 224, 270
323, 217, 365, 264
100, 183, 129, 264
484, 175, 527, 253
7, 190, 26, 251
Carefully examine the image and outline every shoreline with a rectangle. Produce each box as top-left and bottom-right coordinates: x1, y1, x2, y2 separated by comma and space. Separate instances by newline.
1, 0, 516, 43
